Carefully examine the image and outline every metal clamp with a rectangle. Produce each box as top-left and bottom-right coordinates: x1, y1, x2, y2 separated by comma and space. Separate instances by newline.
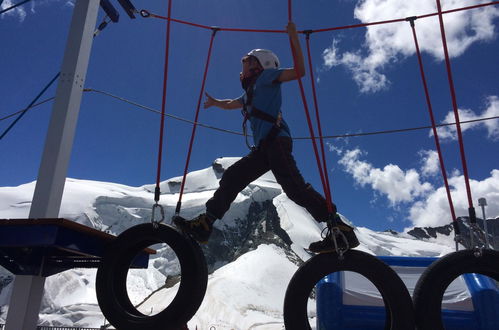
303, 29, 314, 40
211, 26, 221, 36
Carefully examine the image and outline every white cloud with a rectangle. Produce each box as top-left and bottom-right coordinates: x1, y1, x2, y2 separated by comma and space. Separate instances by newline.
409, 169, 499, 228
336, 146, 499, 229
1, 0, 27, 21
1, 0, 73, 21
338, 148, 433, 205
435, 95, 499, 141
419, 149, 440, 177
322, 39, 390, 93
323, 0, 499, 93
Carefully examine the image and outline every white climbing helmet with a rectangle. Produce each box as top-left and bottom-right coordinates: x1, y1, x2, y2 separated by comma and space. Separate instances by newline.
247, 49, 280, 70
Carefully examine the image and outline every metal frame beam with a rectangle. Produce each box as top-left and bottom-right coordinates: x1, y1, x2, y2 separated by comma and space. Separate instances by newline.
5, 1, 99, 329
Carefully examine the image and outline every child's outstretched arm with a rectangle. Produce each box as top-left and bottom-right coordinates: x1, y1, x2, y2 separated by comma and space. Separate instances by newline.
278, 22, 306, 82
204, 92, 243, 110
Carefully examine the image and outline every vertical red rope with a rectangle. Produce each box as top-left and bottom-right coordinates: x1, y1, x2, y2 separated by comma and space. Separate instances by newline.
175, 29, 219, 214
154, 0, 173, 202
305, 34, 332, 203
287, 0, 333, 214
288, 41, 334, 214
435, 0, 474, 212
409, 19, 458, 228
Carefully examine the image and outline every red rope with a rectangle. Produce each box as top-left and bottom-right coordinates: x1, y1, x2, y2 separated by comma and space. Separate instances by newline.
149, 14, 285, 33
409, 19, 457, 226
175, 28, 219, 214
305, 34, 332, 203
144, 1, 499, 34
154, 0, 173, 202
435, 0, 474, 211
287, 0, 334, 214
286, 7, 333, 214
289, 39, 333, 214
144, 0, 498, 218
313, 1, 499, 33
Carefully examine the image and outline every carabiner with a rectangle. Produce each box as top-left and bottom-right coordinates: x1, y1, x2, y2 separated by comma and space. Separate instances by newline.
151, 203, 165, 228
330, 226, 349, 260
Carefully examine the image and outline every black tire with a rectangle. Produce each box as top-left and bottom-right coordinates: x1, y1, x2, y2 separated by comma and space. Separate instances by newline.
284, 250, 415, 330
96, 223, 207, 330
413, 249, 499, 330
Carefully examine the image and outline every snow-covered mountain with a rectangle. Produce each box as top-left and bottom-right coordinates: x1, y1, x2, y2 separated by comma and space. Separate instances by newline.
0, 157, 466, 328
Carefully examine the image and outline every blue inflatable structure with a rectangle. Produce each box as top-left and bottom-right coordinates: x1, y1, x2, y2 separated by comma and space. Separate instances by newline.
316, 256, 499, 330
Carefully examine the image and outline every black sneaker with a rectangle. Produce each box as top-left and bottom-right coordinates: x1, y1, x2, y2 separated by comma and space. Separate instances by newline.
308, 218, 359, 254
173, 213, 215, 244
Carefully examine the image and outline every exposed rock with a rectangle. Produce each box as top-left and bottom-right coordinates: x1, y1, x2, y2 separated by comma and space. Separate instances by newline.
201, 200, 299, 273
406, 217, 499, 250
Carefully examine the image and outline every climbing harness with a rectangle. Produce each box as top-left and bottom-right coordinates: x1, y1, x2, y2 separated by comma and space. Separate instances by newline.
240, 88, 286, 151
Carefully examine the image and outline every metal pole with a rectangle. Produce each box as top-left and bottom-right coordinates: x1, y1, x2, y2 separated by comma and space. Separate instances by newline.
478, 198, 490, 248
5, 1, 99, 329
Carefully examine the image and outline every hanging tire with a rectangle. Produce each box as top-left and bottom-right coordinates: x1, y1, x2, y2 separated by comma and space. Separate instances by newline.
284, 250, 415, 330
413, 249, 499, 330
96, 223, 207, 330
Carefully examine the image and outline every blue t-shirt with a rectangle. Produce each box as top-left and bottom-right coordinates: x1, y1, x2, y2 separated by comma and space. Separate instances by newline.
238, 68, 291, 146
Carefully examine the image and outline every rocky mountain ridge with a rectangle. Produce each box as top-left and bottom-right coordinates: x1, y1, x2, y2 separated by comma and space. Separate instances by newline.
406, 216, 499, 250
0, 158, 480, 327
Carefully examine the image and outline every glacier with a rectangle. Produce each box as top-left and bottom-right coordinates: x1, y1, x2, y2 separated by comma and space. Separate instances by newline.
0, 157, 461, 328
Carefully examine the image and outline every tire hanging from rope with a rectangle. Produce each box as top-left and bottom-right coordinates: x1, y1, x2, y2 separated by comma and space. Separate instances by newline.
410, 2, 499, 327
283, 2, 414, 328
95, 1, 208, 328
96, 223, 207, 330
283, 250, 416, 330
413, 249, 499, 330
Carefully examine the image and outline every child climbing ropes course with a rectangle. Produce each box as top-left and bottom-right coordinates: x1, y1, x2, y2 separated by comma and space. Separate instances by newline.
174, 22, 359, 254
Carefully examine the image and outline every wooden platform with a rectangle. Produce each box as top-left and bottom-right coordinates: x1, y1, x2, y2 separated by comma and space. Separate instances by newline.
0, 218, 154, 276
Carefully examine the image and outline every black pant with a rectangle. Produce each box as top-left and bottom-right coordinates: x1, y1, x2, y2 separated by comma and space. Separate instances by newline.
206, 137, 335, 221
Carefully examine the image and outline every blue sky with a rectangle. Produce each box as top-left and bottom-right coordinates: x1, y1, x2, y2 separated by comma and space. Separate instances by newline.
1, 0, 498, 232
